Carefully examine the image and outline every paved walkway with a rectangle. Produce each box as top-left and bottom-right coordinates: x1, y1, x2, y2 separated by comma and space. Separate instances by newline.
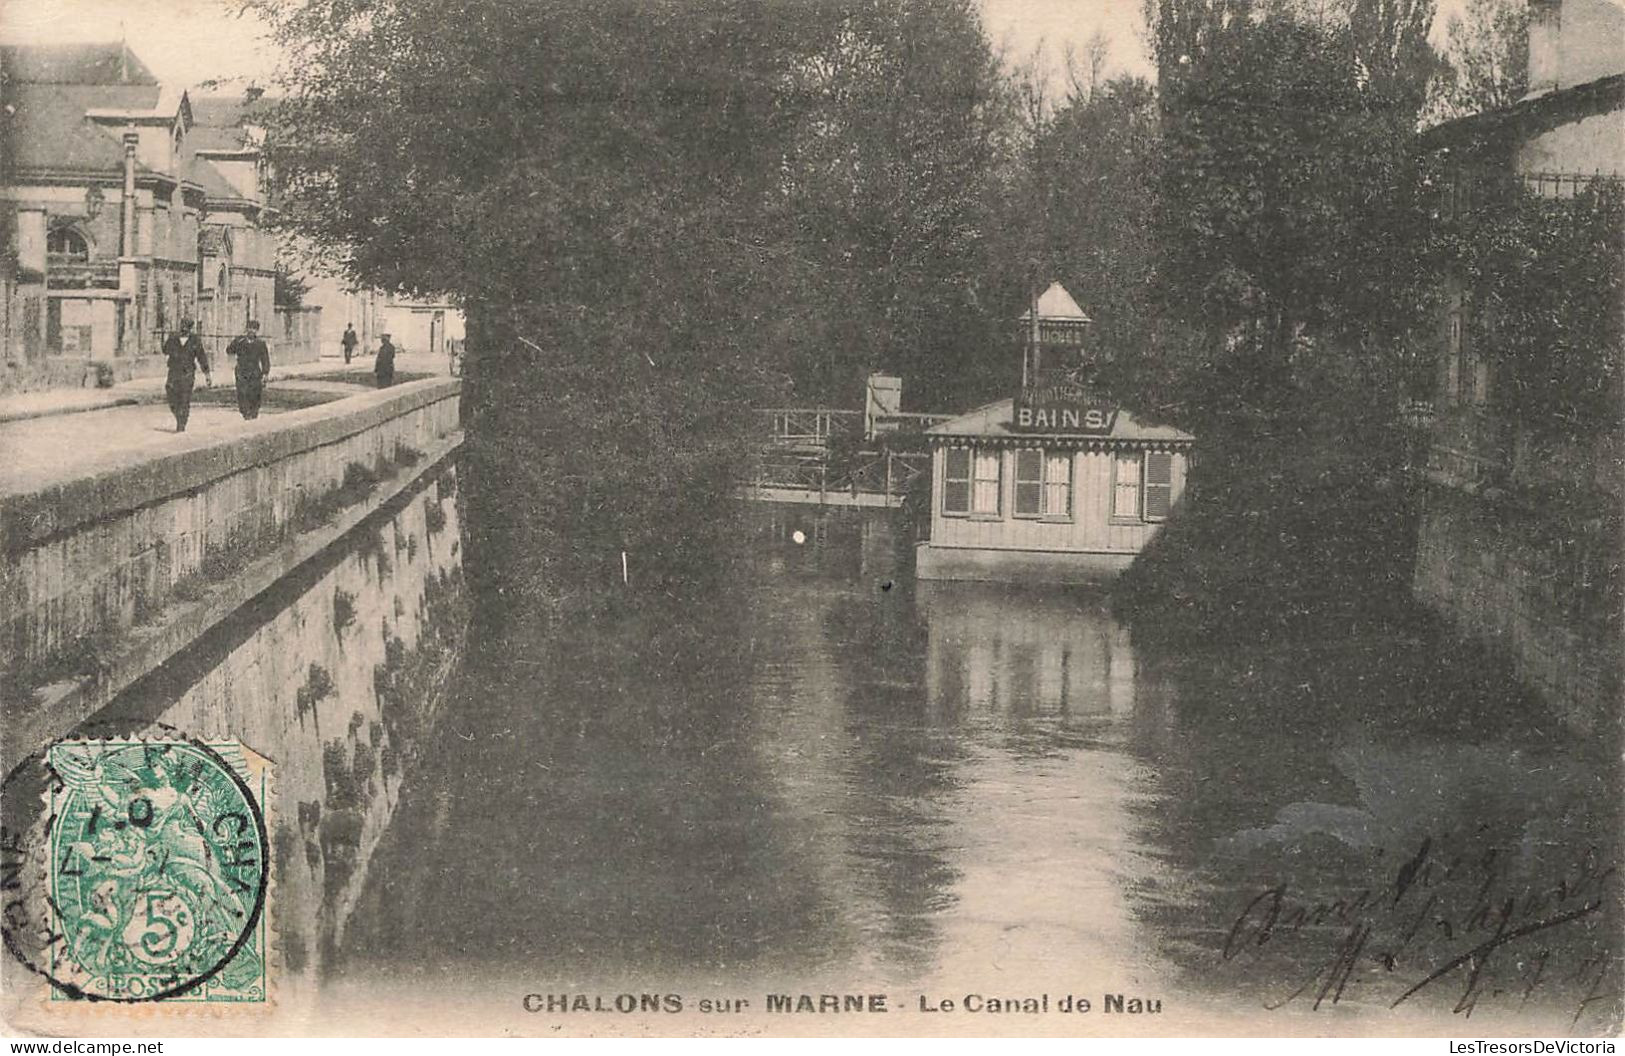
0, 351, 453, 423
0, 352, 454, 495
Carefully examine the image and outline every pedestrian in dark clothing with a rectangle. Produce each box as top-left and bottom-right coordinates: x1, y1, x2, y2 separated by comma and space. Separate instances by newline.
375, 333, 396, 388
228, 319, 272, 420
341, 323, 358, 364
162, 318, 211, 432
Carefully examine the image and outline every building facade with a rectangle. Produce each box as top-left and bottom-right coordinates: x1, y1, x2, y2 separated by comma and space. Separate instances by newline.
916, 283, 1195, 583
300, 278, 465, 363
0, 44, 301, 394
1413, 0, 1623, 724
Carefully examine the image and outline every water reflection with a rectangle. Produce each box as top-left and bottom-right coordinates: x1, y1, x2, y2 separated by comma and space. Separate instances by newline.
323, 502, 1616, 1032
29, 493, 1607, 1033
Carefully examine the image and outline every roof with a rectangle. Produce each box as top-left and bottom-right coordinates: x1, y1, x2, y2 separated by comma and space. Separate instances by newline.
1419, 73, 1625, 153
926, 398, 1196, 445
1017, 282, 1091, 322
187, 93, 272, 154
189, 95, 249, 127
0, 42, 158, 85
188, 157, 247, 202
189, 124, 252, 152
4, 83, 157, 174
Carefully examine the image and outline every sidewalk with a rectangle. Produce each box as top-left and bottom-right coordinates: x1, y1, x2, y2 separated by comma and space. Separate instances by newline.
0, 354, 456, 498
0, 351, 452, 424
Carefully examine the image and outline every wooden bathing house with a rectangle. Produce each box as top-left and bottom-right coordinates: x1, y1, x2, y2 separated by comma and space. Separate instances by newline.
915, 283, 1195, 583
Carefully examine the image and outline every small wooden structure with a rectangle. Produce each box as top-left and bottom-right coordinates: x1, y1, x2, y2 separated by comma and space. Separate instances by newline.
916, 283, 1195, 583
742, 374, 950, 508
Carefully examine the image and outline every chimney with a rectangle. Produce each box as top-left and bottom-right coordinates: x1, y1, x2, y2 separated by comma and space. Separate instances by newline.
1526, 0, 1563, 97
121, 130, 139, 256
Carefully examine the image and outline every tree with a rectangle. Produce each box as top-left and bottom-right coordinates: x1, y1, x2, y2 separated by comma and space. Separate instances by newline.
245, 0, 842, 618
244, 0, 1022, 618
991, 73, 1207, 416
1147, 3, 1439, 435
772, 0, 1010, 410
1429, 0, 1529, 121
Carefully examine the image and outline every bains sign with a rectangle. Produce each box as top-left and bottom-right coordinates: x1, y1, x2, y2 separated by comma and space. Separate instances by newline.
1014, 381, 1118, 434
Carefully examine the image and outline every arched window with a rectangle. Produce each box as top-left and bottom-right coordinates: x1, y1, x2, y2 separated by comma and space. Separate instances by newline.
47, 227, 90, 265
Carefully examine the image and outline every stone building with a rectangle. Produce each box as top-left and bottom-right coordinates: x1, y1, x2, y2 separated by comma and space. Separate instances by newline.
1413, 0, 1623, 724
0, 42, 298, 394
299, 276, 465, 364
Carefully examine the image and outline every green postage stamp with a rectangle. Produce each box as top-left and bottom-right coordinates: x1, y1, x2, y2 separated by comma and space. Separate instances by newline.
44, 738, 270, 1003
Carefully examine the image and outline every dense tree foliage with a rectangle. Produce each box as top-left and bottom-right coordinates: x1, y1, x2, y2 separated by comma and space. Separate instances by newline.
247, 0, 1573, 630
1148, 0, 1440, 436
1446, 178, 1624, 441
773, 0, 1009, 409
1430, 0, 1530, 120
246, 0, 1012, 617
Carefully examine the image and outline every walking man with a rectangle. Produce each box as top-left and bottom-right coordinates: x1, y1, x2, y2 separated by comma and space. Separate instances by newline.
162, 318, 211, 432
341, 322, 358, 364
374, 332, 397, 388
227, 319, 272, 420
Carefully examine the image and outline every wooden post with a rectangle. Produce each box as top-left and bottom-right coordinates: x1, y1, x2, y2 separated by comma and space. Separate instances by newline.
1024, 283, 1041, 392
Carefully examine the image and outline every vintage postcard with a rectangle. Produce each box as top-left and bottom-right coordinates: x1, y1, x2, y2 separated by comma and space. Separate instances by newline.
0, 0, 1620, 1041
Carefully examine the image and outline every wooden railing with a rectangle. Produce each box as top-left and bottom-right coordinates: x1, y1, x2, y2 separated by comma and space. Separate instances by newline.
747, 404, 942, 504
756, 408, 863, 448
870, 412, 953, 436
756, 408, 953, 446
746, 448, 931, 499
1519, 171, 1622, 199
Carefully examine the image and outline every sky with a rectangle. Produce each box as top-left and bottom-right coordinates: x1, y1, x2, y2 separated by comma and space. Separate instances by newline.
982, 0, 1155, 82
0, 0, 1465, 94
0, 0, 1157, 90
0, 0, 278, 89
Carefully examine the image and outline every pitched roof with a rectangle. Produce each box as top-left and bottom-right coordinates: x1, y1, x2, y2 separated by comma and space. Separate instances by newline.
190, 124, 252, 152
0, 42, 158, 85
926, 398, 1195, 444
1419, 73, 1625, 153
188, 157, 248, 202
1017, 282, 1091, 322
4, 83, 150, 174
189, 94, 249, 127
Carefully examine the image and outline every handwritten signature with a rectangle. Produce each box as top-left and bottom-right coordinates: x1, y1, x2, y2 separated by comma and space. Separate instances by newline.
1222, 835, 1619, 1024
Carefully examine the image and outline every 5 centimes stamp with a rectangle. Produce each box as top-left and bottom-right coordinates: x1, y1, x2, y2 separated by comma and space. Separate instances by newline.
3, 735, 270, 1006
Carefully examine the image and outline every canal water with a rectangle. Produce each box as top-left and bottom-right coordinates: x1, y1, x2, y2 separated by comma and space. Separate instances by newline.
48, 492, 1625, 1033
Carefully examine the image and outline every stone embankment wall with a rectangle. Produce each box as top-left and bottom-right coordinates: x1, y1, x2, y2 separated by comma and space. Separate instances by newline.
1413, 486, 1620, 731
1, 378, 462, 698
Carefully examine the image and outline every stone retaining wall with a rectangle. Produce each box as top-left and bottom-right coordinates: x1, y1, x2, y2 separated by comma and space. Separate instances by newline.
1413, 485, 1621, 731
1, 378, 461, 690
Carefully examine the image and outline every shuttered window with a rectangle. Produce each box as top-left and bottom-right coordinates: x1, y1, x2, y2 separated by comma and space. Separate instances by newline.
944, 448, 1001, 515
1044, 453, 1071, 517
971, 450, 1001, 515
1018, 450, 1072, 518
943, 448, 971, 514
1015, 450, 1043, 516
1144, 452, 1173, 521
1112, 453, 1140, 519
